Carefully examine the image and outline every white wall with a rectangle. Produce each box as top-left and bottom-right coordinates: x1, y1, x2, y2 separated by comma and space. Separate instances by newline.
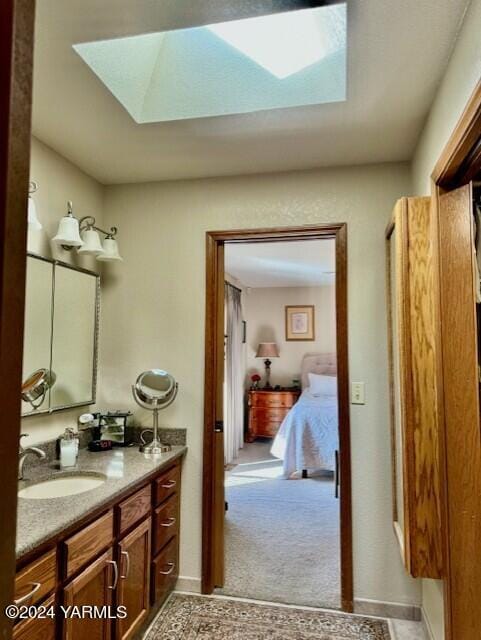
99, 162, 421, 604
22, 137, 104, 446
243, 285, 335, 388
411, 0, 481, 636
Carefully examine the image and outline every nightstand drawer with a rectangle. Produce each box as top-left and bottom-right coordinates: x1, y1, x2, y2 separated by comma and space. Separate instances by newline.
250, 407, 289, 422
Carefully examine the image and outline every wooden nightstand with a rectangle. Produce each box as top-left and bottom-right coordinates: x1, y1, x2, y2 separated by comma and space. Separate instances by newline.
246, 388, 301, 442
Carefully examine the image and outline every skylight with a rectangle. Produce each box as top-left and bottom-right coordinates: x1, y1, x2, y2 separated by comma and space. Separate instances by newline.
207, 9, 344, 80
73, 4, 347, 124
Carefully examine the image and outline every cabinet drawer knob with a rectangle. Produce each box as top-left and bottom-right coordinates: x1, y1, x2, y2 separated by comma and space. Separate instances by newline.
14, 582, 41, 606
107, 560, 119, 590
161, 517, 176, 528
161, 480, 176, 489
158, 562, 175, 576
120, 551, 130, 579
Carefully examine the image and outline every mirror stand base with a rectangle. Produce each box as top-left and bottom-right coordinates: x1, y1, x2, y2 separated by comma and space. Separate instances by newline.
139, 440, 172, 455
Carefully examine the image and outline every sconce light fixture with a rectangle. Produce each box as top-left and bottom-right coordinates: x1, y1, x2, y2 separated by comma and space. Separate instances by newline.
53, 201, 123, 261
28, 181, 42, 231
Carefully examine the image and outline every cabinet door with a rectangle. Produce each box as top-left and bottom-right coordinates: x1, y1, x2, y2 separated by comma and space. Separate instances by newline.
386, 197, 442, 578
116, 518, 151, 640
13, 596, 55, 640
63, 548, 115, 640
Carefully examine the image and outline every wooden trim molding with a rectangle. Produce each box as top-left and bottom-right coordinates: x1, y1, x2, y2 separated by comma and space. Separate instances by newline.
202, 223, 353, 611
0, 1, 35, 637
432, 79, 481, 188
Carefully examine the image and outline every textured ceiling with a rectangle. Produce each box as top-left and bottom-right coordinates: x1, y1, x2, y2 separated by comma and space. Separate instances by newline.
225, 240, 335, 288
32, 0, 470, 183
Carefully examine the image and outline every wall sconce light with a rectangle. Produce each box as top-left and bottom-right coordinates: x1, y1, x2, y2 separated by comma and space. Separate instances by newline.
28, 181, 42, 231
53, 201, 123, 261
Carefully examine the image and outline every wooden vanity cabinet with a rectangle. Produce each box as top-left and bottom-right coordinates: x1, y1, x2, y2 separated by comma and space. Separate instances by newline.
15, 456, 183, 640
386, 197, 443, 579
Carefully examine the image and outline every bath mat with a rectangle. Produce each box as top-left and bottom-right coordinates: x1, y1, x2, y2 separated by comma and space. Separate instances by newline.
145, 593, 391, 639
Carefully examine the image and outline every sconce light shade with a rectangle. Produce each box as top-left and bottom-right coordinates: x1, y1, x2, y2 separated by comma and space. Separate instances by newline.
53, 213, 83, 248
97, 237, 123, 262
27, 197, 42, 231
78, 228, 104, 255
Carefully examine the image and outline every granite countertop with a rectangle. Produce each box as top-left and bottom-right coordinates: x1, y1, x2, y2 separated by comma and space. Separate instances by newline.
16, 445, 187, 559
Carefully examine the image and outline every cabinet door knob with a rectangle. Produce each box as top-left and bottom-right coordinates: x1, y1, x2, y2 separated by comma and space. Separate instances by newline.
158, 562, 175, 576
107, 560, 119, 590
161, 480, 176, 489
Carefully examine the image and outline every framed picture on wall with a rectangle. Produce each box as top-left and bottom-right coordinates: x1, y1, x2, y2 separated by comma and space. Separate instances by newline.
285, 305, 315, 341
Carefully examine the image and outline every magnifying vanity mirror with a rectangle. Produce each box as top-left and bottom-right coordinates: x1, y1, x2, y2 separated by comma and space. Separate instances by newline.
132, 369, 178, 455
21, 368, 56, 410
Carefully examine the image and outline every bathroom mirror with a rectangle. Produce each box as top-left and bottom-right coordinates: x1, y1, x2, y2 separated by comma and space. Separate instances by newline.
22, 253, 100, 416
22, 256, 54, 414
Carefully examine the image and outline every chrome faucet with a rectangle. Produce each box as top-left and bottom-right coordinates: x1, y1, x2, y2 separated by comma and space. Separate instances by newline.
18, 434, 46, 480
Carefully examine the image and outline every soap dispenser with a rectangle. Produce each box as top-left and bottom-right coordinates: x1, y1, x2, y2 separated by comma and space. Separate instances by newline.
59, 428, 79, 469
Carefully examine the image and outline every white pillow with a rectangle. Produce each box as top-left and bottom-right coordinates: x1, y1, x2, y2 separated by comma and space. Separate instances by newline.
308, 373, 337, 397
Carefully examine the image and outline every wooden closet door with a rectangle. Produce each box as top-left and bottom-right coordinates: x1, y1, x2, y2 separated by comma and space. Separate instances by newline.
63, 548, 114, 640
116, 518, 151, 640
437, 183, 481, 639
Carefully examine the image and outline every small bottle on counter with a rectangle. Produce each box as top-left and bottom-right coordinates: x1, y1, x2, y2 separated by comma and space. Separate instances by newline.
58, 428, 79, 469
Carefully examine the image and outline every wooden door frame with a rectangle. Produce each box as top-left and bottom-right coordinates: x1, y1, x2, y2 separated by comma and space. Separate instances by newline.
0, 1, 35, 638
430, 79, 481, 640
202, 223, 353, 611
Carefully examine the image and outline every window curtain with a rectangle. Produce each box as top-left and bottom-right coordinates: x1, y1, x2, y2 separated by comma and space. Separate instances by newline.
224, 283, 244, 464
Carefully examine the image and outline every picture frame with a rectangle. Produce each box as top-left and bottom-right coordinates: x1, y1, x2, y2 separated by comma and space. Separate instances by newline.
285, 305, 315, 341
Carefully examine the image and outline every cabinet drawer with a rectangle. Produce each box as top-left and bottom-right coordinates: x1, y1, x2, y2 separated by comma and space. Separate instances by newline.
63, 510, 114, 578
250, 407, 288, 422
117, 484, 151, 535
153, 494, 179, 556
254, 422, 281, 437
250, 393, 298, 408
13, 595, 55, 640
151, 536, 178, 606
154, 463, 180, 506
15, 549, 56, 607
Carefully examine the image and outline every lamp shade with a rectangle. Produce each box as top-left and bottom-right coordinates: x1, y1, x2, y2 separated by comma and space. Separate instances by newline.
52, 214, 83, 247
28, 197, 42, 231
78, 228, 104, 255
97, 237, 123, 262
256, 342, 279, 358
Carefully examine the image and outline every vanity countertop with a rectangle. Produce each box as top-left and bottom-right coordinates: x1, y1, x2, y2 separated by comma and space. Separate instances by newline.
16, 445, 187, 559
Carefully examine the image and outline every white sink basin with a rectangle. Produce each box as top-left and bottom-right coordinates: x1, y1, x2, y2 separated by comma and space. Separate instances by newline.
18, 473, 107, 499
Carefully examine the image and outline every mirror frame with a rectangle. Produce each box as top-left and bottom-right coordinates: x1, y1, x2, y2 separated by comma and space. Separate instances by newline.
23, 252, 100, 417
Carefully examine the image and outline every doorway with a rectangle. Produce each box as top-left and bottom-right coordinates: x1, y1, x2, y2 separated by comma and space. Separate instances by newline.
202, 224, 353, 611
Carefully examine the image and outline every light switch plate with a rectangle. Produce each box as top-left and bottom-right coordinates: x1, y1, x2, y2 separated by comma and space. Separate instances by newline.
351, 382, 365, 405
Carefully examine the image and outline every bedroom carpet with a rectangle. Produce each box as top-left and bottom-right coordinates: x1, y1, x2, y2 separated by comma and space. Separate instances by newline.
144, 593, 392, 639
217, 441, 341, 609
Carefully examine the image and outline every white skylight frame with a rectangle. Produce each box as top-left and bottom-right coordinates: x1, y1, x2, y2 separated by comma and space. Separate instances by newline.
73, 4, 347, 124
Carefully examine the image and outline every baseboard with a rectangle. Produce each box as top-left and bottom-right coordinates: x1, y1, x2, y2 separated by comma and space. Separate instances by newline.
421, 607, 436, 640
176, 576, 202, 593
354, 598, 421, 622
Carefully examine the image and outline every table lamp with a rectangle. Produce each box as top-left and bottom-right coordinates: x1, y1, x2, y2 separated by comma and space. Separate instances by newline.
256, 342, 280, 388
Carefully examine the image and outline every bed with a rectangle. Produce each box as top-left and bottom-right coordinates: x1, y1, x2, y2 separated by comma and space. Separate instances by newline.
270, 353, 339, 478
